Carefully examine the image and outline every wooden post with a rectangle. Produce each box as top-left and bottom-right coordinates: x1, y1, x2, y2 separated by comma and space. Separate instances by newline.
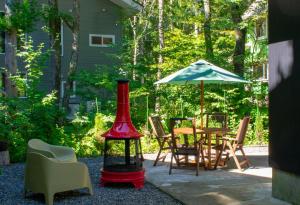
200, 81, 204, 128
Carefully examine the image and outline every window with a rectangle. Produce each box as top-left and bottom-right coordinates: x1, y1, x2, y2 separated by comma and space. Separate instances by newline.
255, 19, 267, 40
0, 11, 5, 54
89, 34, 115, 47
253, 63, 269, 82
61, 81, 76, 99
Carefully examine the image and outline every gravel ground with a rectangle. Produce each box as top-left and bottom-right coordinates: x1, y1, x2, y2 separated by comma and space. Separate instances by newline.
0, 158, 182, 205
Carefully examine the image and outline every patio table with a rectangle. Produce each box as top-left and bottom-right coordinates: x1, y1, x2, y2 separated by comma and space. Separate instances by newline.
173, 127, 231, 170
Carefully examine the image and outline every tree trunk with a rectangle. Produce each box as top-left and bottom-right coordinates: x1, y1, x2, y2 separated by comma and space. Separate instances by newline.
63, 0, 80, 110
169, 0, 174, 30
48, 0, 62, 102
231, 3, 247, 75
156, 0, 164, 113
203, 0, 213, 58
4, 0, 17, 98
132, 15, 138, 81
194, 1, 200, 37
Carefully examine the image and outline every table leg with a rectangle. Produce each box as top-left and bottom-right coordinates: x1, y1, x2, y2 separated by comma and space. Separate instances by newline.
208, 133, 211, 169
216, 134, 220, 166
184, 134, 189, 164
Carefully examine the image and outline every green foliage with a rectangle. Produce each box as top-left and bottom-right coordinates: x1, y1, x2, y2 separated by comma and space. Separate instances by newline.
0, 0, 270, 164
0, 0, 40, 32
117, 0, 269, 147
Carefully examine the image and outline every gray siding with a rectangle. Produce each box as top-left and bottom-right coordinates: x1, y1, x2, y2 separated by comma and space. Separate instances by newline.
60, 0, 123, 78
0, 1, 5, 68
0, 0, 124, 93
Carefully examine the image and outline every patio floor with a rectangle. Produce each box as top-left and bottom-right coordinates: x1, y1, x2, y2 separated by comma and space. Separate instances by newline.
144, 146, 291, 205
0, 146, 292, 205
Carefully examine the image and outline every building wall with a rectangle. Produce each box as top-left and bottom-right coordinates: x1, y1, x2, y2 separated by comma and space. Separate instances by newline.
269, 0, 300, 204
0, 0, 123, 93
60, 0, 122, 78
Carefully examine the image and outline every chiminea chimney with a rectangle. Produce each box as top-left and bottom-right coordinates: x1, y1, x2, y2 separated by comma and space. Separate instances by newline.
100, 80, 144, 189
102, 79, 141, 139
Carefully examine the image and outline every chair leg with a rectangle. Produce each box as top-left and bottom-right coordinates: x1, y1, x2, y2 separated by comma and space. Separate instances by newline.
169, 153, 173, 175
45, 192, 54, 205
240, 147, 251, 167
214, 144, 224, 169
154, 147, 163, 166
87, 178, 93, 195
228, 143, 242, 171
196, 153, 199, 176
154, 139, 168, 166
200, 144, 207, 170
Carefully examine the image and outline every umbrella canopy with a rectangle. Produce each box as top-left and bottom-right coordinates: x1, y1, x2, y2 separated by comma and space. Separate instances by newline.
155, 60, 249, 85
154, 59, 250, 127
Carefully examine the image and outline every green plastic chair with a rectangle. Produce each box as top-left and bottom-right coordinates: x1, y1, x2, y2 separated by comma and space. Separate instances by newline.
27, 139, 77, 162
24, 140, 93, 205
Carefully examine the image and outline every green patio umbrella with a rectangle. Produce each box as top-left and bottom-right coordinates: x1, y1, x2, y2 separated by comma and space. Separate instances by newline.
154, 60, 250, 128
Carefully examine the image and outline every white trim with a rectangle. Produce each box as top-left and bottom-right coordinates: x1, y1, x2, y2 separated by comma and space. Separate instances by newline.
89, 34, 115, 47
61, 80, 76, 98
253, 63, 269, 83
109, 0, 142, 13
70, 81, 76, 98
61, 80, 66, 99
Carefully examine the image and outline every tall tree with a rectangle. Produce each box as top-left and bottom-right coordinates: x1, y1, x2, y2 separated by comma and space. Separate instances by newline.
1, 0, 39, 97
129, 0, 155, 81
47, 0, 62, 101
132, 15, 138, 80
4, 0, 17, 97
231, 2, 247, 75
203, 0, 213, 58
63, 0, 80, 110
156, 0, 164, 113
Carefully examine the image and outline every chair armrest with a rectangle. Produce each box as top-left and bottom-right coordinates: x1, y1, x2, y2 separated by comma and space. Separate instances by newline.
221, 136, 237, 141
170, 117, 194, 121
46, 159, 91, 190
25, 152, 92, 195
162, 133, 171, 138
50, 145, 77, 162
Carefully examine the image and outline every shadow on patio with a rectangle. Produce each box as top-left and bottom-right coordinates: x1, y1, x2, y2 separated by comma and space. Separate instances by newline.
144, 148, 290, 205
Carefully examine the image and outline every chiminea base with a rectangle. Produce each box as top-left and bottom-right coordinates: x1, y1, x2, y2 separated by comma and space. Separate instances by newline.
100, 169, 145, 189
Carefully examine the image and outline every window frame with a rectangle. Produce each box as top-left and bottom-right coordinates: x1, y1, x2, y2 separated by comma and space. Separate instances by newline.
61, 80, 76, 99
89, 34, 115, 47
252, 63, 269, 82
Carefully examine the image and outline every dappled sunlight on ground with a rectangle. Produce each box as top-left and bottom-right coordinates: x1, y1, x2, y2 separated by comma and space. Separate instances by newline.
143, 146, 290, 205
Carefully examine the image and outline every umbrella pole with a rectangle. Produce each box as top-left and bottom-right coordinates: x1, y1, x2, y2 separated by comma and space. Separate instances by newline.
200, 81, 204, 128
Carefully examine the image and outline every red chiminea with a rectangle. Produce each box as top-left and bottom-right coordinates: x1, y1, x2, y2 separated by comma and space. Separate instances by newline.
100, 80, 144, 189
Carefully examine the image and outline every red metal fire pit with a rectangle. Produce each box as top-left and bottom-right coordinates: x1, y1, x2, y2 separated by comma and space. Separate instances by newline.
100, 80, 144, 189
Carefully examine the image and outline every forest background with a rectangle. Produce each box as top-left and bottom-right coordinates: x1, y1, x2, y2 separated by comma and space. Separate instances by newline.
0, 0, 268, 162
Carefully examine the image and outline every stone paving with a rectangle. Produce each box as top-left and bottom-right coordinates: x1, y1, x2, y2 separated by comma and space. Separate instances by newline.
144, 146, 291, 205
0, 146, 292, 205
